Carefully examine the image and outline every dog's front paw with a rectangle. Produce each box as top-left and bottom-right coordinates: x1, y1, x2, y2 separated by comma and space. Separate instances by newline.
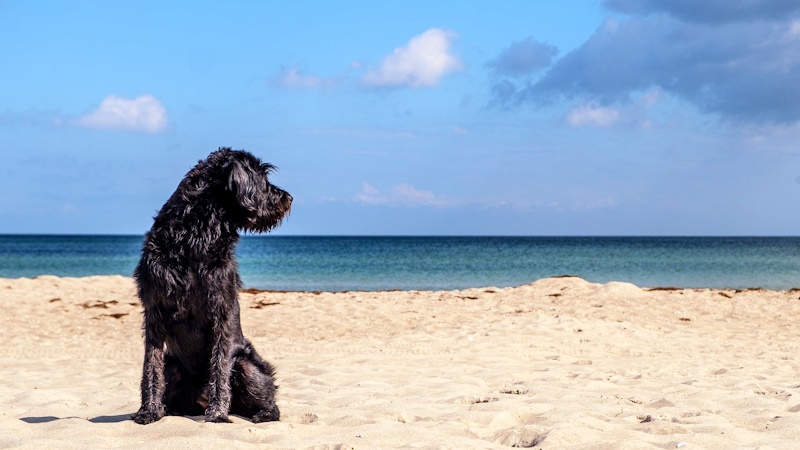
204, 405, 232, 423
131, 408, 164, 425
252, 406, 280, 423
205, 413, 232, 423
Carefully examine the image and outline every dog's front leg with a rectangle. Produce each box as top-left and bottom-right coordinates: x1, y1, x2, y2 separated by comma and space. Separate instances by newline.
204, 307, 235, 423
132, 312, 167, 424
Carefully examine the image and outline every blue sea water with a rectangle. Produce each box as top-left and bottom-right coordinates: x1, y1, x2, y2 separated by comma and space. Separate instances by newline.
0, 235, 799, 291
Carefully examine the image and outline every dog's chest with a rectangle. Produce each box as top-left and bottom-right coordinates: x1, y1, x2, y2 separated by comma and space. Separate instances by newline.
165, 312, 212, 360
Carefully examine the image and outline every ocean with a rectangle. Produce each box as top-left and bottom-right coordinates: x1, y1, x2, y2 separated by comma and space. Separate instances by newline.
0, 235, 799, 291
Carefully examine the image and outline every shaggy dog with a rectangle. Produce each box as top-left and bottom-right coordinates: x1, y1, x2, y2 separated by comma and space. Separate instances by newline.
131, 148, 292, 424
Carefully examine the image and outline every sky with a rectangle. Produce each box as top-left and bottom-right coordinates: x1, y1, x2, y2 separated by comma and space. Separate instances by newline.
3, 0, 800, 235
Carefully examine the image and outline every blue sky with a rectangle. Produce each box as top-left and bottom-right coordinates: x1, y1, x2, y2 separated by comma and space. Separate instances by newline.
3, 0, 800, 235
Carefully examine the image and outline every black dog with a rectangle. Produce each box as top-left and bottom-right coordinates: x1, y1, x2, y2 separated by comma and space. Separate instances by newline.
131, 148, 291, 424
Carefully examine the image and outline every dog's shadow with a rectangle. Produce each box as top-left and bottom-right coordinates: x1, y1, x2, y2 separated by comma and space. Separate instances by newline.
90, 414, 137, 423
20, 414, 214, 424
21, 414, 134, 424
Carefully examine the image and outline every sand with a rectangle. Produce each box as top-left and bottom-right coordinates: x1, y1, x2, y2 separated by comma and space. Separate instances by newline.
1, 275, 799, 449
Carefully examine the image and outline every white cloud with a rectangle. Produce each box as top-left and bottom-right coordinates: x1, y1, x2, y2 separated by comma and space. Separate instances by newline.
77, 95, 168, 133
354, 183, 388, 205
567, 103, 620, 127
273, 67, 336, 89
354, 182, 451, 207
391, 184, 450, 206
363, 28, 463, 88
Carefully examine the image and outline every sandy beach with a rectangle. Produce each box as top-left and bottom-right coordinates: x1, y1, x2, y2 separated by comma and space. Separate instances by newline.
1, 275, 799, 449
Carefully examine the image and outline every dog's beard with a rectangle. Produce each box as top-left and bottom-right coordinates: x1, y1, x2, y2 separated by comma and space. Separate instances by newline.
242, 188, 292, 233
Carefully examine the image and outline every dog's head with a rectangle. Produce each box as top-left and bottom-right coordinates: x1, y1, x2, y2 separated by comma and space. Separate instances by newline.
200, 147, 292, 232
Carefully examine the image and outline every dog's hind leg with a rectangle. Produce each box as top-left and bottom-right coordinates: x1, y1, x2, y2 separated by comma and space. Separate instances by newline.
230, 341, 280, 423
132, 310, 167, 424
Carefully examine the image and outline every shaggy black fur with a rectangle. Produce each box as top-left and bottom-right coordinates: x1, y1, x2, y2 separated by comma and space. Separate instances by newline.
131, 148, 292, 425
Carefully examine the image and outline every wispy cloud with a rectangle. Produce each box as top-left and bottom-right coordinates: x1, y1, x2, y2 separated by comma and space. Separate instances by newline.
362, 28, 463, 88
567, 103, 620, 127
77, 95, 168, 133
310, 127, 416, 140
272, 66, 337, 89
478, 196, 619, 212
354, 183, 387, 205
354, 183, 452, 207
339, 183, 620, 214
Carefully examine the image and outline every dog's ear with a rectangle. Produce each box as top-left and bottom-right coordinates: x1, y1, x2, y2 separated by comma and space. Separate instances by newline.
227, 158, 263, 213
